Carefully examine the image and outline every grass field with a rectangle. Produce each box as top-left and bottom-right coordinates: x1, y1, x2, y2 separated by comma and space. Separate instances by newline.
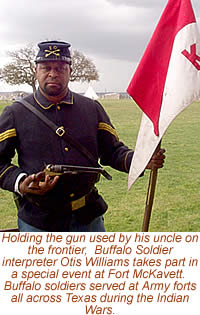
0, 98, 199, 232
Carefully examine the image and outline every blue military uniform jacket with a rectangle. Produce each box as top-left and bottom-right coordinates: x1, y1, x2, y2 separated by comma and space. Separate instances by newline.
0, 89, 134, 231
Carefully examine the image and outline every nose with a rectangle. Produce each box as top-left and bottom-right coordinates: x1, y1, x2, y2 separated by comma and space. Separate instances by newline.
48, 68, 58, 78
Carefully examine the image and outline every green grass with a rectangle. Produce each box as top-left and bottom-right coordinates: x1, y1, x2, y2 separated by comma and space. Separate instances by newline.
0, 99, 200, 231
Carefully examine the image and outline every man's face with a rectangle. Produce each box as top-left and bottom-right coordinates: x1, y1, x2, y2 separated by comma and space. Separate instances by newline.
35, 61, 71, 97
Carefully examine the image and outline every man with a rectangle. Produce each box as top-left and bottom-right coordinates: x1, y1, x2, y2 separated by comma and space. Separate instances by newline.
0, 40, 165, 232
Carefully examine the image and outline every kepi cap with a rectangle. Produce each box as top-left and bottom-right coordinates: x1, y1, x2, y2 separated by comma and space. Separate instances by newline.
35, 40, 71, 64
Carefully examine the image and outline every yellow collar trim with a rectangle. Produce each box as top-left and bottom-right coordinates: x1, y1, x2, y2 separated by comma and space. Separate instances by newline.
60, 96, 74, 105
33, 93, 55, 110
33, 93, 74, 110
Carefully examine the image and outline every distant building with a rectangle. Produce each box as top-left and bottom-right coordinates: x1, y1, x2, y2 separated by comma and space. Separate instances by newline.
100, 92, 130, 100
0, 91, 30, 101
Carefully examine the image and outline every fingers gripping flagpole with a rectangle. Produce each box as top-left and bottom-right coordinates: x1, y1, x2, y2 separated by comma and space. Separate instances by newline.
142, 142, 161, 232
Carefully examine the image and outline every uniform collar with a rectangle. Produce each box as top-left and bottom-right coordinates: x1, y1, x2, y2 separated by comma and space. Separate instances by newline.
34, 88, 73, 110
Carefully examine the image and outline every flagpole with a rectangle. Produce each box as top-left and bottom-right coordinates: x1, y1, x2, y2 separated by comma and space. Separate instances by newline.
142, 142, 161, 232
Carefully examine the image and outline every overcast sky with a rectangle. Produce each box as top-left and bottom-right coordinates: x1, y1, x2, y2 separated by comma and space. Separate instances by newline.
0, 0, 200, 93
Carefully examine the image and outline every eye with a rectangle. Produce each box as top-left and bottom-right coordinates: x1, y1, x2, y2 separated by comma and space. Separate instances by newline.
41, 65, 51, 72
57, 66, 67, 73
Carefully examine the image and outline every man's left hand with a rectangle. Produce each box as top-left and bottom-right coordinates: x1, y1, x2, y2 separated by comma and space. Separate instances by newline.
146, 148, 165, 170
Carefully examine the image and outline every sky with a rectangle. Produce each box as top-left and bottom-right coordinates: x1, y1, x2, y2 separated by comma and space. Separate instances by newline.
0, 0, 200, 94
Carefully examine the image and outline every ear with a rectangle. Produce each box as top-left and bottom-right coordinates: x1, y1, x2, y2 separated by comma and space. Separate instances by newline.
35, 64, 39, 77
69, 66, 72, 74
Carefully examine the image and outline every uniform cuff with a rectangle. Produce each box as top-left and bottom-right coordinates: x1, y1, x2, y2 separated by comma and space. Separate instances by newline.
14, 173, 27, 195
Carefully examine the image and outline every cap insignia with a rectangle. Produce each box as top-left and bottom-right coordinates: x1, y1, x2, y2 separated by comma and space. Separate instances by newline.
44, 46, 61, 58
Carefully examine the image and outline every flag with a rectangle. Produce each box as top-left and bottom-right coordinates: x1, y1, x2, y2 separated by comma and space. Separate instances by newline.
127, 0, 200, 189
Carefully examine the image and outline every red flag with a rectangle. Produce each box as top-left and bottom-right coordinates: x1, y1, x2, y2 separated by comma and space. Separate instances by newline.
127, 0, 200, 189
127, 0, 195, 136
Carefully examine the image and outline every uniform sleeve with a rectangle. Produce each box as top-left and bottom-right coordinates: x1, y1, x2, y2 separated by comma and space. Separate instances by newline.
0, 106, 24, 191
96, 101, 134, 173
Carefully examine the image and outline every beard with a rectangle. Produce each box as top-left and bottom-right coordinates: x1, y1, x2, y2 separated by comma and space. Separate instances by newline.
41, 81, 67, 96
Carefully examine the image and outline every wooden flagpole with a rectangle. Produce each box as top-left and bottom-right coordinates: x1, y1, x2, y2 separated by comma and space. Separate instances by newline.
142, 142, 161, 232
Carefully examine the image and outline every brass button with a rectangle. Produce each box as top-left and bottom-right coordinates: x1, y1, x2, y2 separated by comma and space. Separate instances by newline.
64, 147, 69, 152
57, 105, 61, 110
70, 193, 75, 198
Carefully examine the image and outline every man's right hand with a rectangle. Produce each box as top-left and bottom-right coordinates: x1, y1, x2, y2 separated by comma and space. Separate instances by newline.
19, 173, 59, 196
